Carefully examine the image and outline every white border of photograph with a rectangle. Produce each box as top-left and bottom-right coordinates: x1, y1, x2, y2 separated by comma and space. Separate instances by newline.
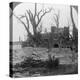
0, 0, 80, 80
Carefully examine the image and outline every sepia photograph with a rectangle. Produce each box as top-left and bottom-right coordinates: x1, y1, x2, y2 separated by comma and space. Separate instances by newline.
9, 2, 78, 78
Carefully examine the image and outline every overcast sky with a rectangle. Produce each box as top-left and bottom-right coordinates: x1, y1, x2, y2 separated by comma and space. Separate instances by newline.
12, 3, 78, 41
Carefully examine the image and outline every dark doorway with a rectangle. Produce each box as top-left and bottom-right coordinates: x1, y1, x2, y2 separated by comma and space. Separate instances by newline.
54, 44, 59, 48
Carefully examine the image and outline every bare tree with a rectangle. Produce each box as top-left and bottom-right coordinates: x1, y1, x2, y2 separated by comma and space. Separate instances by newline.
70, 6, 75, 30
72, 6, 78, 14
53, 10, 60, 29
14, 3, 52, 39
70, 6, 78, 39
69, 6, 78, 53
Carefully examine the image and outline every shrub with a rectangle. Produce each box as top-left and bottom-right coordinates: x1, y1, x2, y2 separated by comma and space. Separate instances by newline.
45, 55, 59, 69
14, 55, 60, 70
14, 56, 45, 69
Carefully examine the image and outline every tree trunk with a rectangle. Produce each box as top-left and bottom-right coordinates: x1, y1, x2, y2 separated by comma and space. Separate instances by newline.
70, 6, 78, 39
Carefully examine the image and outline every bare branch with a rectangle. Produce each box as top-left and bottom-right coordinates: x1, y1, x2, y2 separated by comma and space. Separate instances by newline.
19, 15, 25, 19
37, 10, 42, 17
70, 5, 78, 14
36, 8, 52, 27
26, 10, 32, 21
26, 10, 36, 27
29, 9, 34, 19
33, 3, 37, 19
13, 13, 32, 36
38, 23, 42, 33
36, 10, 43, 23
25, 13, 29, 29
53, 16, 57, 24
13, 14, 26, 27
53, 10, 60, 28
18, 14, 30, 29
40, 8, 52, 20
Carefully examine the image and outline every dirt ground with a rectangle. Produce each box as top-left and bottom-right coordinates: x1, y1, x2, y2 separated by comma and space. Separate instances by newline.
11, 47, 78, 77
12, 47, 78, 65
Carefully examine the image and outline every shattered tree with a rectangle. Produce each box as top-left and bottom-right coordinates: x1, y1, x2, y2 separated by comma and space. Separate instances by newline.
13, 3, 52, 46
